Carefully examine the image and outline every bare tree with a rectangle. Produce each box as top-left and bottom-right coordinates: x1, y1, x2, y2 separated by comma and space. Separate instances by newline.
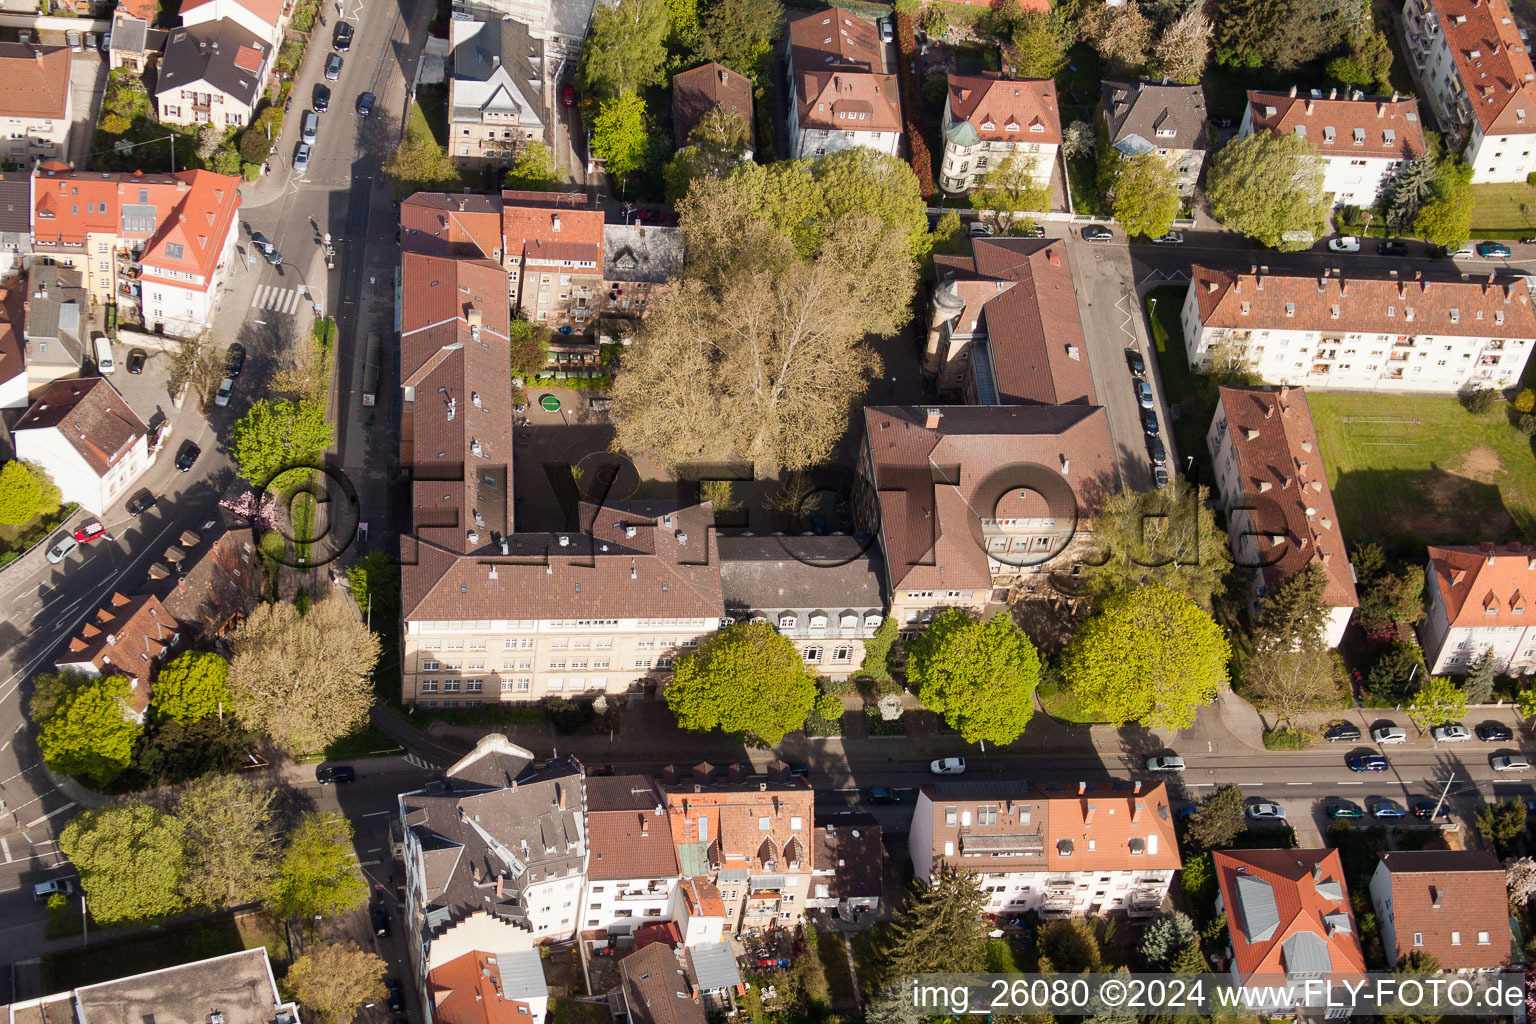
1152, 8, 1211, 83
1507, 857, 1536, 906
1079, 2, 1153, 75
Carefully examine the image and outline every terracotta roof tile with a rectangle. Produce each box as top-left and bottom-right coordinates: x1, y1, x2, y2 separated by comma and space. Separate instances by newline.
178, 0, 284, 32
56, 592, 180, 711
0, 44, 71, 119
1378, 850, 1508, 968
679, 877, 725, 917
1427, 541, 1536, 625
15, 377, 148, 475
947, 73, 1061, 145
1246, 89, 1426, 160
428, 951, 540, 1024
586, 775, 679, 881
794, 69, 901, 133
661, 772, 815, 874
1428, 0, 1536, 134
1213, 849, 1365, 980
788, 8, 881, 71
672, 62, 754, 149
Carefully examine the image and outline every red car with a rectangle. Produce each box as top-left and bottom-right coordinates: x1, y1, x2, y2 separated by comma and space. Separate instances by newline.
634, 206, 668, 224
561, 83, 577, 107
74, 520, 106, 543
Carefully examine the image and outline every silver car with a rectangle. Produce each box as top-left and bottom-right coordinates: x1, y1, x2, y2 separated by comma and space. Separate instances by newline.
1431, 723, 1471, 742
46, 534, 79, 564
1247, 802, 1287, 820
1145, 755, 1186, 772
294, 143, 312, 174
1493, 754, 1532, 772
929, 757, 967, 775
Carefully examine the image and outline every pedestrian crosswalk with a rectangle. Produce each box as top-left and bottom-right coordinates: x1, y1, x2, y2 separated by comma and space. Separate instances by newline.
251, 284, 307, 314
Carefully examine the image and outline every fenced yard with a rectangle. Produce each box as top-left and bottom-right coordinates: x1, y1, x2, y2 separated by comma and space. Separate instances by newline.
1307, 392, 1536, 551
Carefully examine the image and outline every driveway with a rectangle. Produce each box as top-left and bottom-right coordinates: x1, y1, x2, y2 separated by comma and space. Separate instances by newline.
65, 49, 107, 168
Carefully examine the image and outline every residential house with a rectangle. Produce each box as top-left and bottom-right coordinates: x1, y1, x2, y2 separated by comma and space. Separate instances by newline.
0, 172, 33, 277
177, 0, 286, 55
1207, 386, 1358, 647
808, 811, 883, 920
54, 592, 181, 721
1212, 849, 1364, 1013
580, 774, 679, 940
0, 276, 25, 409
30, 167, 243, 338
1238, 87, 1426, 206
447, 16, 547, 171
1180, 265, 1536, 393
13, 376, 149, 515
19, 263, 89, 393
1421, 542, 1536, 673
940, 72, 1060, 193
683, 943, 742, 1015
618, 943, 708, 1024
0, 44, 73, 166
427, 949, 550, 1024
718, 534, 885, 682
150, 522, 263, 640
600, 224, 683, 321
1101, 78, 1209, 194
108, 14, 167, 73
675, 877, 727, 946
156, 20, 271, 128
852, 405, 1116, 632
909, 780, 1180, 918
447, 0, 599, 69
1369, 850, 1512, 970
503, 190, 604, 327
660, 762, 815, 935
1403, 0, 1536, 183
672, 62, 754, 156
5, 949, 300, 1024
785, 8, 901, 160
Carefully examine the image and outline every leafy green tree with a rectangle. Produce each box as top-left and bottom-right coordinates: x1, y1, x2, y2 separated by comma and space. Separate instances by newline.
1213, 0, 1345, 70
663, 0, 701, 48
1111, 151, 1181, 239
382, 111, 460, 197
60, 803, 186, 925
875, 865, 989, 979
591, 94, 651, 177
814, 692, 844, 722
1079, 1, 1153, 75
266, 812, 368, 921
346, 551, 401, 612
507, 318, 551, 378
698, 0, 783, 73
971, 152, 1051, 235
1367, 641, 1427, 705
1246, 564, 1344, 725
865, 986, 924, 1024
580, 0, 669, 97
35, 674, 141, 785
288, 942, 388, 1024
1037, 918, 1103, 972
1463, 651, 1497, 704
229, 399, 333, 485
1477, 801, 1527, 857
1085, 479, 1231, 608
1353, 543, 1426, 628
1181, 851, 1216, 902
1416, 159, 1473, 248
27, 670, 83, 725
1009, 11, 1072, 78
1521, 685, 1536, 721
813, 148, 932, 260
904, 610, 1040, 744
1208, 130, 1328, 250
504, 142, 562, 191
861, 617, 899, 682
666, 622, 818, 745
1407, 675, 1469, 730
1169, 939, 1207, 973
129, 715, 255, 787
665, 108, 752, 203
0, 461, 60, 525
151, 651, 230, 724
1327, 29, 1394, 91
1185, 784, 1246, 850
1139, 911, 1196, 970
1061, 585, 1230, 729
176, 774, 280, 908
1153, 7, 1211, 82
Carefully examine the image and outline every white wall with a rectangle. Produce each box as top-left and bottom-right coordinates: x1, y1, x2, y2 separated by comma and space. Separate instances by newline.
795, 126, 900, 160
908, 791, 935, 883
0, 367, 29, 409
580, 876, 678, 936
15, 426, 108, 514
1368, 861, 1397, 965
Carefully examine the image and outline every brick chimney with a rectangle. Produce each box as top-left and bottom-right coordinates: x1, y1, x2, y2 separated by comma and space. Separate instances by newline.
924, 407, 942, 429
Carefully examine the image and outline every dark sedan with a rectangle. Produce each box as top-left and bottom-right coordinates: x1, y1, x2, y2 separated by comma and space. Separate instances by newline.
1141, 407, 1160, 437
1081, 224, 1114, 242
1413, 801, 1450, 819
226, 342, 246, 376
1126, 348, 1146, 376
1325, 723, 1361, 742
356, 91, 375, 117
316, 764, 355, 784
1347, 753, 1389, 772
332, 20, 353, 50
126, 488, 155, 516
175, 440, 200, 472
313, 84, 330, 112
1377, 240, 1408, 256
126, 348, 147, 374
1477, 723, 1514, 742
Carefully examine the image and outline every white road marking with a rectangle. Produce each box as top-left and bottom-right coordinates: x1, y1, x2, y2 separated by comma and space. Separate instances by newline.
360, 859, 382, 866
251, 285, 306, 314
1285, 782, 1313, 786
1, 837, 12, 863
25, 802, 75, 828
1338, 781, 1365, 786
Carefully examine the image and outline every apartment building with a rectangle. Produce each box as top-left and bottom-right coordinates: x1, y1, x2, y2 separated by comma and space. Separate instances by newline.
808, 811, 883, 920
1207, 386, 1358, 647
676, 877, 728, 945
580, 774, 680, 940
0, 44, 73, 166
909, 780, 1180, 918
940, 72, 1060, 193
600, 224, 683, 322
157, 20, 271, 129
619, 944, 708, 1024
447, 17, 547, 171
0, 172, 32, 278
1238, 88, 1425, 206
1213, 849, 1364, 1012
427, 949, 550, 1024
503, 191, 604, 327
1181, 265, 1536, 392
448, 0, 598, 69
785, 9, 901, 160
1369, 850, 1512, 970
660, 763, 816, 935
31, 167, 243, 338
718, 534, 885, 682
0, 278, 23, 410
19, 263, 89, 394
1403, 0, 1536, 182
1101, 78, 1209, 194
1421, 541, 1536, 673
14, 376, 149, 516
53, 592, 180, 721
672, 62, 755, 156
177, 0, 286, 54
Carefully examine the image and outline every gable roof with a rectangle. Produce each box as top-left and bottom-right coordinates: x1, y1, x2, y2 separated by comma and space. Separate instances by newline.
57, 592, 180, 712
945, 73, 1060, 147
401, 192, 506, 260
450, 17, 547, 132
620, 944, 706, 1024
793, 68, 901, 133
428, 950, 545, 1024
1428, 0, 1536, 134
1245, 89, 1426, 161
660, 768, 815, 873
111, 13, 152, 54
1426, 541, 1536, 625
603, 224, 684, 284
158, 20, 270, 110
718, 534, 885, 616
20, 263, 87, 367
502, 190, 603, 266
1213, 849, 1365, 980
1101, 78, 1209, 155
15, 376, 148, 475
1214, 386, 1358, 609
152, 522, 262, 638
672, 62, 755, 149
1378, 850, 1509, 968
585, 775, 679, 881
788, 7, 881, 71
0, 44, 71, 119
178, 0, 284, 32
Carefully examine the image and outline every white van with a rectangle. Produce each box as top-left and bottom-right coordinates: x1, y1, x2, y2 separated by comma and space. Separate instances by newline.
94, 335, 115, 374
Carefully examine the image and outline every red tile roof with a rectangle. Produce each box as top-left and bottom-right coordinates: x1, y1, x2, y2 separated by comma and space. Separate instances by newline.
14, 377, 148, 475
0, 44, 71, 119
1213, 849, 1365, 980
947, 73, 1061, 145
1429, 0, 1536, 134
788, 8, 881, 71
179, 0, 285, 31
679, 877, 725, 917
586, 775, 679, 881
1378, 850, 1509, 968
402, 192, 506, 260
501, 191, 604, 267
57, 592, 180, 712
663, 777, 815, 874
1215, 386, 1357, 609
1426, 541, 1536, 625
428, 951, 537, 1024
116, 0, 159, 22
793, 70, 901, 133
672, 62, 755, 149
1245, 89, 1425, 160
632, 921, 683, 951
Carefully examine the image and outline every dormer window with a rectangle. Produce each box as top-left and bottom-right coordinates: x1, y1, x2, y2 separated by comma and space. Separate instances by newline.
1323, 126, 1337, 143
980, 119, 995, 130
1353, 127, 1366, 145
1285, 302, 1295, 316
779, 614, 796, 629
1384, 129, 1396, 144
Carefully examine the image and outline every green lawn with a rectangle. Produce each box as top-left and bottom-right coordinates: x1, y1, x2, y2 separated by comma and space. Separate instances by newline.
1469, 182, 1536, 236
1307, 391, 1536, 551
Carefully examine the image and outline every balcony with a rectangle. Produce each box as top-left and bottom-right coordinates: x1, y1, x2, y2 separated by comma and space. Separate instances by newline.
1128, 888, 1165, 915
615, 887, 669, 901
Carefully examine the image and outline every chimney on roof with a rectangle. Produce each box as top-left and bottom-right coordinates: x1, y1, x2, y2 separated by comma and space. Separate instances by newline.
925, 407, 942, 429
552, 214, 562, 232
558, 785, 566, 809
1329, 87, 1338, 100
641, 815, 649, 836
719, 69, 728, 84
1378, 101, 1387, 117
1392, 90, 1400, 101
1078, 781, 1087, 795
1290, 84, 1298, 97
1083, 803, 1096, 824
1059, 454, 1070, 475
1133, 779, 1142, 794
467, 308, 483, 327
1306, 98, 1314, 113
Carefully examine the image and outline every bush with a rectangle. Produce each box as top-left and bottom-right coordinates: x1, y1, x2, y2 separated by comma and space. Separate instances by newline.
1528, 171, 1536, 186
814, 692, 844, 721
1464, 387, 1499, 414
1180, 851, 1216, 902
1516, 388, 1536, 413
1262, 726, 1313, 749
894, 13, 934, 195
803, 703, 844, 737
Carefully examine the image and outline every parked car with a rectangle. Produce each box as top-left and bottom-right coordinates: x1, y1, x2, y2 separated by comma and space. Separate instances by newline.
634, 206, 668, 224
32, 879, 74, 901
1377, 240, 1409, 256
967, 221, 995, 238
316, 764, 356, 784
1145, 754, 1185, 772
332, 20, 353, 50
251, 232, 281, 265
1493, 754, 1532, 772
314, 84, 330, 112
175, 440, 200, 472
1081, 225, 1114, 242
1328, 236, 1362, 252
293, 143, 312, 173
879, 16, 894, 42
1413, 801, 1450, 819
126, 489, 155, 516
1147, 435, 1167, 466
930, 757, 966, 775
1126, 349, 1146, 376
324, 52, 343, 79
1372, 725, 1408, 744
45, 534, 78, 564
1018, 224, 1046, 238
1151, 231, 1184, 244
85, 32, 97, 51
1477, 241, 1513, 258
1134, 379, 1154, 408
356, 92, 375, 117
867, 787, 902, 804
1325, 722, 1362, 742
372, 907, 391, 936
214, 377, 234, 407
1371, 798, 1406, 819
1347, 753, 1390, 772
73, 520, 106, 543
561, 82, 578, 106
301, 109, 318, 144
1327, 801, 1365, 819
1431, 723, 1472, 742
100, 32, 110, 51
226, 342, 246, 376
1247, 802, 1287, 820
126, 348, 147, 374
1152, 464, 1170, 487
1477, 723, 1514, 742
66, 29, 81, 50
1141, 407, 1160, 437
